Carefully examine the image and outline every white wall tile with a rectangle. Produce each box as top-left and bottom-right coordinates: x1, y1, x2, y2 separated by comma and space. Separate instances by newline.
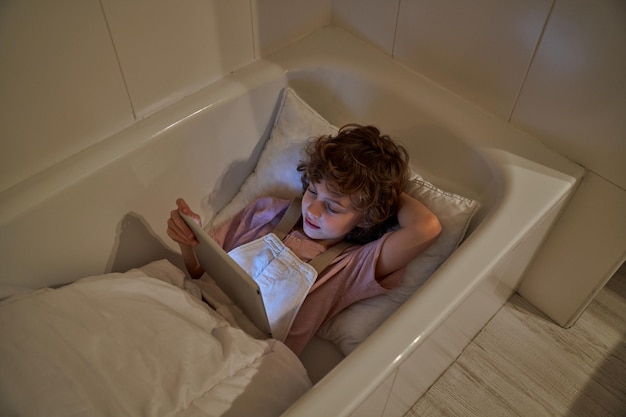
0, 0, 133, 192
252, 0, 331, 56
511, 0, 626, 189
393, 0, 553, 119
332, 0, 400, 55
101, 0, 254, 117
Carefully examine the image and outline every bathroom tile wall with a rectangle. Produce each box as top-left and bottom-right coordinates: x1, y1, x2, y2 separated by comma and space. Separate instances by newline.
0, 1, 133, 193
510, 0, 626, 190
333, 0, 625, 190
331, 0, 400, 55
335, 0, 547, 119
394, 0, 553, 122
252, 0, 334, 56
100, 0, 254, 118
0, 0, 331, 194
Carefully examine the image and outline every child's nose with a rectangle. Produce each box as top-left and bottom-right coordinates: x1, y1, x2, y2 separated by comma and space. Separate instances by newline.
308, 200, 322, 218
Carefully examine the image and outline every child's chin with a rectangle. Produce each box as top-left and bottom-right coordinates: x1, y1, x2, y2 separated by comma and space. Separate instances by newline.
302, 225, 322, 240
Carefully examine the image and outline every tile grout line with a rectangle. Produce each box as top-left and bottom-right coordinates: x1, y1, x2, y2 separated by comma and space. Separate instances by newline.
98, 0, 137, 120
507, 0, 556, 123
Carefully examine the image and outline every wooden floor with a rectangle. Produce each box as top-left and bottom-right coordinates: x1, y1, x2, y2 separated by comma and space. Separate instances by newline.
406, 262, 626, 417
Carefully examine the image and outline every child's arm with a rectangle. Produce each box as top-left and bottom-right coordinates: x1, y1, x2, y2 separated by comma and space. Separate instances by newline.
167, 198, 205, 279
375, 192, 442, 279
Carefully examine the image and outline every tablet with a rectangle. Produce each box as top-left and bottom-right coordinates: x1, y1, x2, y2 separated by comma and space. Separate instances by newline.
180, 212, 273, 338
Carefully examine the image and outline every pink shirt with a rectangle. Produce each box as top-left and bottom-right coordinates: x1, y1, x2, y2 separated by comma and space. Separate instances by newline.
211, 196, 404, 355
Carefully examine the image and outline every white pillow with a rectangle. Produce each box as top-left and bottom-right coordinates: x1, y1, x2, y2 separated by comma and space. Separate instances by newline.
212, 87, 480, 355
211, 87, 338, 227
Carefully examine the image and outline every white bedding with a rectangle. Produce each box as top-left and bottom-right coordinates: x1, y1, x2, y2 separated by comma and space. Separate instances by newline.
0, 260, 311, 417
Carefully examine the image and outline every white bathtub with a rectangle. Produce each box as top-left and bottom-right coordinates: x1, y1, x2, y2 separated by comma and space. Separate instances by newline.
0, 28, 583, 416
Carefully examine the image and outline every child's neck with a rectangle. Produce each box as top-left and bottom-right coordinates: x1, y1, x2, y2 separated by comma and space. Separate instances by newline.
293, 226, 344, 250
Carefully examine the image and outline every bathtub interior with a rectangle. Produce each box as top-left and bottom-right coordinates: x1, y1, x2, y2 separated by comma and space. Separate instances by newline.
0, 64, 496, 390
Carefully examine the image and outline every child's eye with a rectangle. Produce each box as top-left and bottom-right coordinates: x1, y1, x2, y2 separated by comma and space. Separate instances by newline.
326, 204, 339, 214
307, 186, 317, 195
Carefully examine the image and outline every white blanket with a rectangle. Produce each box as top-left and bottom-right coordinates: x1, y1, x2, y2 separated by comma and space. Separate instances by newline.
0, 260, 311, 417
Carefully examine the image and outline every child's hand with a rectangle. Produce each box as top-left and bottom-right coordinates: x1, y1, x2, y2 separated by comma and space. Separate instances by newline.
167, 198, 200, 247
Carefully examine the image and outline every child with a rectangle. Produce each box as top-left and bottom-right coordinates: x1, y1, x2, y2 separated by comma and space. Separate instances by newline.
167, 124, 441, 355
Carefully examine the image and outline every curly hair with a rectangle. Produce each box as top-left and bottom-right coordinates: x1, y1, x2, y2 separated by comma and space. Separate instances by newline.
297, 124, 409, 244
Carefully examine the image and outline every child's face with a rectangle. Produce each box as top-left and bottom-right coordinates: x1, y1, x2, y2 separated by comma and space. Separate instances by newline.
301, 180, 363, 245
